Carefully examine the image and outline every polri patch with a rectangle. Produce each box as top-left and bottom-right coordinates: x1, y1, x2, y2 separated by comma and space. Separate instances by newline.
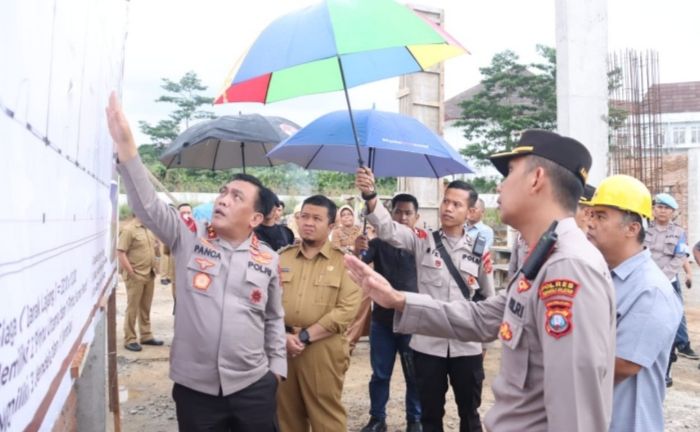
544, 300, 573, 339
539, 279, 579, 300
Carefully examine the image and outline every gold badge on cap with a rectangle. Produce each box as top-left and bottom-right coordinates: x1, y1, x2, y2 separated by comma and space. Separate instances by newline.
579, 167, 589, 182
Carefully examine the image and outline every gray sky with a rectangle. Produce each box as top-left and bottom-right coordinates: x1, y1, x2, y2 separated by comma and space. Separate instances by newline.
122, 0, 700, 144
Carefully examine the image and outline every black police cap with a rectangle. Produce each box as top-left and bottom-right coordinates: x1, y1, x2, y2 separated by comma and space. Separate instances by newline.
489, 129, 592, 187
579, 184, 597, 206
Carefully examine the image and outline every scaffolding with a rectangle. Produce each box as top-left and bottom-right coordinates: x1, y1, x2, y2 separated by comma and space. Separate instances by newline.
608, 50, 663, 193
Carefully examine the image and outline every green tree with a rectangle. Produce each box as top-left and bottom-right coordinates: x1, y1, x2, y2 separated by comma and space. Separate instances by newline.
138, 71, 215, 147
457, 45, 627, 165
457, 45, 557, 164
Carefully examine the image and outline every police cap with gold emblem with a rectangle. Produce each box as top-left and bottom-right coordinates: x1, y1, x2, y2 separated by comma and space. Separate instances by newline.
489, 129, 592, 187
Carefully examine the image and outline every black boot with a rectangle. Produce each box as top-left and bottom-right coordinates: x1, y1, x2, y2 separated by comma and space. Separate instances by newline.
361, 417, 387, 432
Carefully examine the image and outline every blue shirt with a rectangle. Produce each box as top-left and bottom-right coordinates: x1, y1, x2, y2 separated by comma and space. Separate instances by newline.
610, 249, 683, 432
466, 221, 494, 250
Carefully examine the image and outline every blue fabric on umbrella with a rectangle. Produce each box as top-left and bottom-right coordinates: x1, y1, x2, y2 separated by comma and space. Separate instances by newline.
193, 202, 214, 222
267, 109, 473, 178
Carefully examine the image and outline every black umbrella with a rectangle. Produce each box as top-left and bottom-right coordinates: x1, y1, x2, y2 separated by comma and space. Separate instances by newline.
159, 114, 300, 172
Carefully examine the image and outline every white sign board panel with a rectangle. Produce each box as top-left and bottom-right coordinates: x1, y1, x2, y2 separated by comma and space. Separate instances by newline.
0, 0, 127, 430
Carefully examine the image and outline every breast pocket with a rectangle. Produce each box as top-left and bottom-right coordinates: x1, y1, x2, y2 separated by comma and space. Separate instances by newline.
498, 319, 529, 389
420, 253, 444, 288
314, 273, 341, 306
459, 256, 480, 291
663, 236, 680, 256
186, 256, 221, 297
245, 269, 270, 310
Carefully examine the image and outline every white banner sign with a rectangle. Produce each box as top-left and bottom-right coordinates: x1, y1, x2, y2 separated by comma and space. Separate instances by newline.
0, 0, 127, 430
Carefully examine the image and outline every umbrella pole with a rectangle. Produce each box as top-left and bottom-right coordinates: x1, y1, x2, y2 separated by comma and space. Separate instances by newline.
361, 148, 376, 236
336, 56, 364, 167
241, 142, 246, 174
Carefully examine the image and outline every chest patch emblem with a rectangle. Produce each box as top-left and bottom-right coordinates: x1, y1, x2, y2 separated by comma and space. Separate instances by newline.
250, 288, 263, 304
194, 258, 215, 271
499, 322, 512, 341
517, 277, 531, 293
193, 272, 212, 291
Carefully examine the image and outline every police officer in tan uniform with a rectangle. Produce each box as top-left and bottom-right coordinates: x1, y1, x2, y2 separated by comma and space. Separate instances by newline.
276, 194, 361, 432
107, 94, 286, 431
118, 217, 162, 351
355, 174, 494, 432
349, 130, 615, 432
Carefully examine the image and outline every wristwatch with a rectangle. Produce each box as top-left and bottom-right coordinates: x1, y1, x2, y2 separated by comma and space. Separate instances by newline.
298, 328, 312, 346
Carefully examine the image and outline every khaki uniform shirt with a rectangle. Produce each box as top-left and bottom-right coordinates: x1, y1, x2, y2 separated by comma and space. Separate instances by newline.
644, 222, 687, 280
118, 220, 158, 280
279, 241, 361, 334
366, 203, 495, 357
394, 218, 615, 431
118, 157, 286, 396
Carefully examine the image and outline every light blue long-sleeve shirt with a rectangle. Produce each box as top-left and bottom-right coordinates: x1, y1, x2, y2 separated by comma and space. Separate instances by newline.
610, 249, 683, 432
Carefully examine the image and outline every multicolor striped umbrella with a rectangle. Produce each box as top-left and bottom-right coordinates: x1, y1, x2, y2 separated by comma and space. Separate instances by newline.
214, 0, 467, 164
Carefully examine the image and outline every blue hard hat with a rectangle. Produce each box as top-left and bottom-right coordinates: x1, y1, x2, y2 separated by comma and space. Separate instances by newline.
654, 193, 678, 210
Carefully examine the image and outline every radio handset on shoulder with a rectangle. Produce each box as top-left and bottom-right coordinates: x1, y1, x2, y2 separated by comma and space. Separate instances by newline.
520, 220, 559, 280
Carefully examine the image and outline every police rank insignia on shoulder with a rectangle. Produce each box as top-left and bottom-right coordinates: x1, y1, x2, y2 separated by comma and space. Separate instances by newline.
544, 300, 573, 339
250, 233, 273, 265
538, 279, 579, 300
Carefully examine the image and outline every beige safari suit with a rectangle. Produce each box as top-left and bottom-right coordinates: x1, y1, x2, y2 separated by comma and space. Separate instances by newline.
644, 222, 687, 280
393, 218, 616, 431
118, 220, 159, 344
277, 241, 361, 432
118, 157, 287, 396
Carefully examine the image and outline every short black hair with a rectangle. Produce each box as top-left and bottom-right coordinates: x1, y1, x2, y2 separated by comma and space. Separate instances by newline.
525, 155, 583, 213
302, 195, 337, 224
177, 202, 192, 210
621, 212, 646, 244
229, 173, 275, 216
391, 193, 419, 212
446, 180, 478, 207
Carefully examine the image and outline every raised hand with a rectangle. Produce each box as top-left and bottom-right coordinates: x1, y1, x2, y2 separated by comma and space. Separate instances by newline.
343, 254, 405, 311
355, 166, 376, 196
105, 91, 138, 162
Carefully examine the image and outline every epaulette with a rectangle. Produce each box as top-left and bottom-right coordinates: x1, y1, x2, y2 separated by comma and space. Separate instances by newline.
277, 243, 300, 255
414, 227, 428, 239
331, 244, 351, 255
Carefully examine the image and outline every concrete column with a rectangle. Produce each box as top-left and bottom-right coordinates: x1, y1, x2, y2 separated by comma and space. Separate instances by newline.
555, 0, 609, 184
397, 6, 445, 230
687, 148, 700, 245
76, 313, 107, 431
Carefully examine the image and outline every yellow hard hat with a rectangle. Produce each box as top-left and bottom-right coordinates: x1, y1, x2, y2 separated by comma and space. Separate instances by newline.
588, 174, 653, 220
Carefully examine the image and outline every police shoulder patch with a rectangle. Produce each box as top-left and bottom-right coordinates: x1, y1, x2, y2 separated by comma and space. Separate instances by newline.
538, 279, 579, 300
544, 299, 573, 339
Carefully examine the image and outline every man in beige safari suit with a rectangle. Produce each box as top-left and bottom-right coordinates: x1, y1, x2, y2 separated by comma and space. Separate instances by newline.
118, 217, 162, 351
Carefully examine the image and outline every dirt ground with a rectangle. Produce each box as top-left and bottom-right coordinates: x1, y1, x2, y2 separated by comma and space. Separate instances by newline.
115, 267, 700, 432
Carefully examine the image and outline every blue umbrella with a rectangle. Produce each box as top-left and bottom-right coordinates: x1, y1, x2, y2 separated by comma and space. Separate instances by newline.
266, 109, 473, 177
